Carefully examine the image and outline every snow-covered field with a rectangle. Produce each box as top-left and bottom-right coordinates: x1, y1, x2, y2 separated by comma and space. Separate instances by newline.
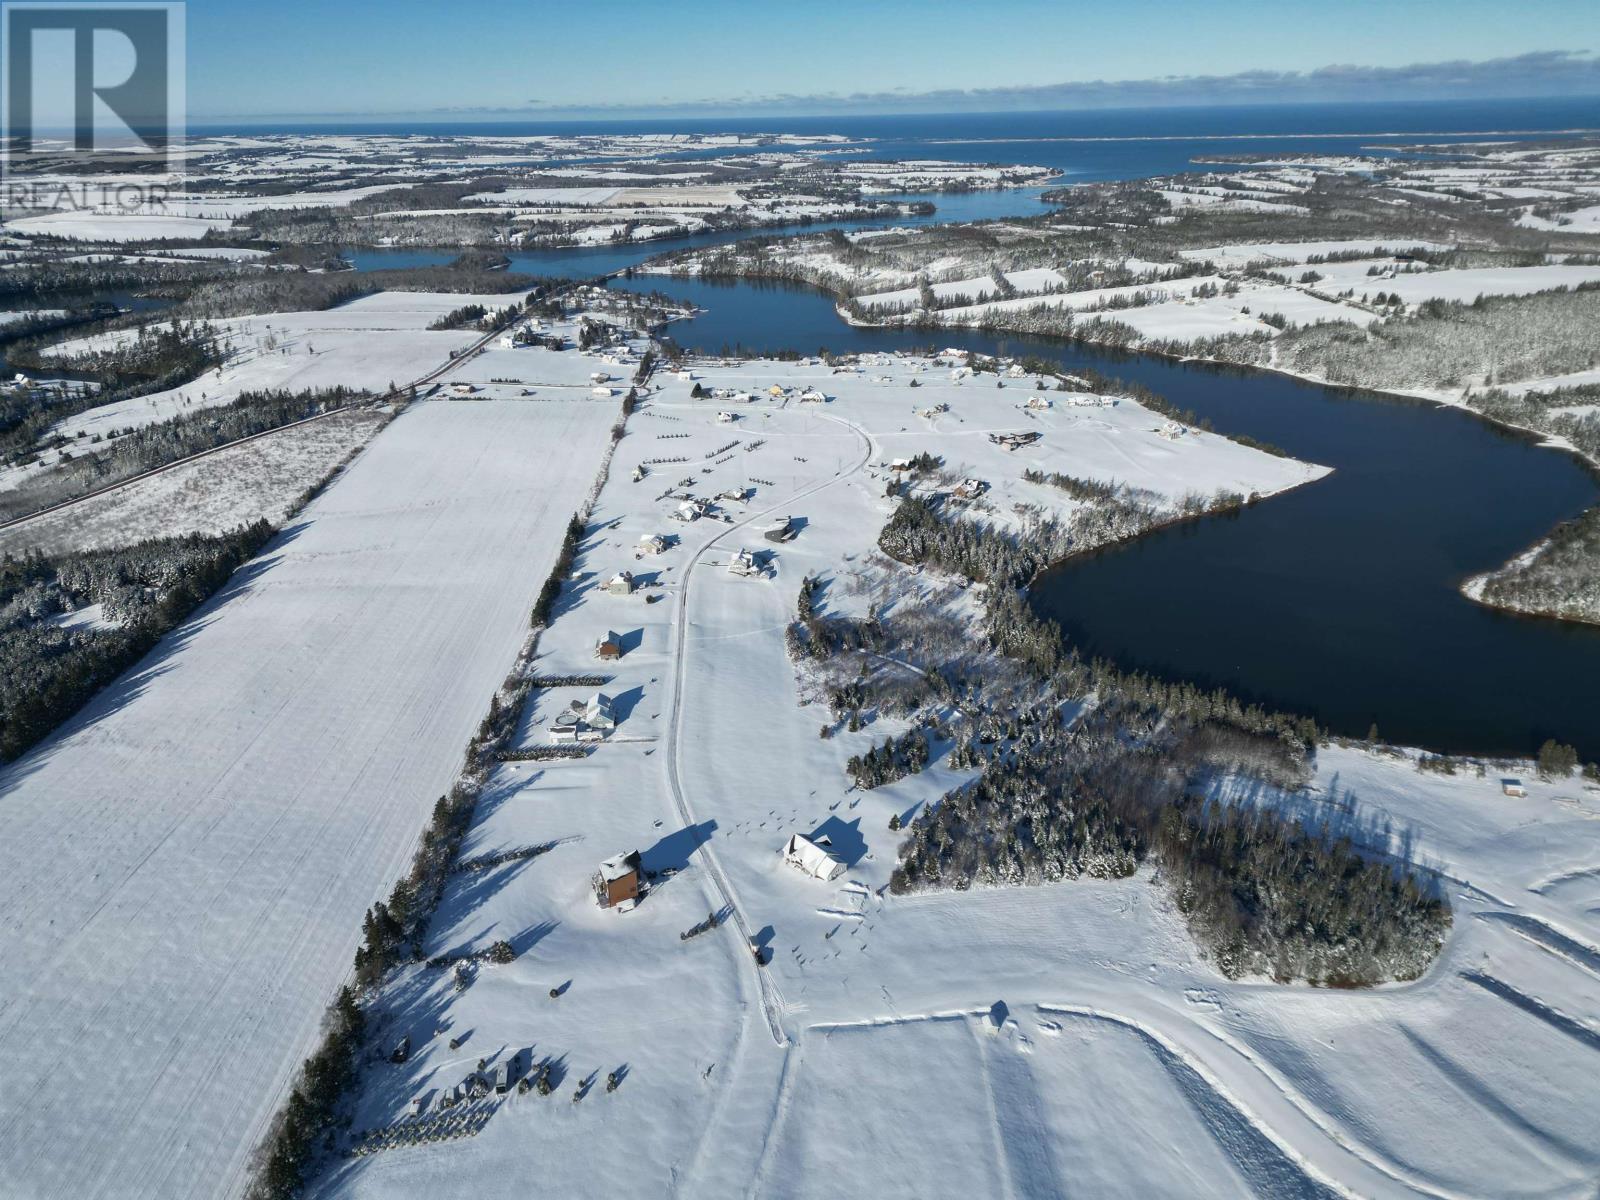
31, 291, 520, 444
0, 407, 389, 557
0, 397, 618, 1200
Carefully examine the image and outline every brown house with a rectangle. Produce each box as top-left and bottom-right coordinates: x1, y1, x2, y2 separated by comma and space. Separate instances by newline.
594, 851, 643, 910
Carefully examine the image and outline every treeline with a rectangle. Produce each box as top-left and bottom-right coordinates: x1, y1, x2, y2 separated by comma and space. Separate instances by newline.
1156, 798, 1449, 985
0, 522, 276, 761
531, 513, 585, 627
171, 266, 539, 321
8, 387, 369, 521
1264, 286, 1600, 392
427, 302, 519, 332
11, 318, 222, 390
1476, 504, 1600, 625
846, 728, 931, 789
890, 705, 1448, 986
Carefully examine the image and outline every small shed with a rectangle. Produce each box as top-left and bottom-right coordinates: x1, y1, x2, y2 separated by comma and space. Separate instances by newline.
607, 570, 635, 596
799, 389, 827, 403
592, 386, 617, 397
676, 369, 696, 382
783, 833, 845, 881
594, 850, 643, 909
1502, 778, 1527, 797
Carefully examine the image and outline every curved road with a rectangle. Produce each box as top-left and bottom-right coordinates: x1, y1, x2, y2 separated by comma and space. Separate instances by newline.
659, 407, 877, 1048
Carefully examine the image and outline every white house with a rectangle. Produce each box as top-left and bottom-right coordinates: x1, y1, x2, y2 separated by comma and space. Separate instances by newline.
592, 386, 617, 397
799, 389, 827, 403
950, 366, 973, 382
637, 533, 667, 556
729, 547, 759, 577
606, 570, 634, 596
717, 410, 737, 423
497, 333, 518, 349
1026, 394, 1053, 410
783, 833, 845, 881
585, 693, 617, 730
676, 369, 696, 382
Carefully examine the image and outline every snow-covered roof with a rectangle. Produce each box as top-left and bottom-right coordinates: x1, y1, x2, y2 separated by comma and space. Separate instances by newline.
783, 833, 845, 881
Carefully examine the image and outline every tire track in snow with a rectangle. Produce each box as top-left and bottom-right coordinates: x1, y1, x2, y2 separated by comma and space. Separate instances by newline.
661, 408, 875, 1049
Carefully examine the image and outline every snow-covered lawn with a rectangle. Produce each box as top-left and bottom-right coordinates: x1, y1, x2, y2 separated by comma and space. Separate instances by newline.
0, 397, 618, 1200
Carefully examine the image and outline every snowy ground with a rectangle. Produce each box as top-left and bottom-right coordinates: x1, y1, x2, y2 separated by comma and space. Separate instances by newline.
307, 351, 1600, 1200
0, 291, 525, 497
0, 407, 389, 556
0, 396, 619, 1200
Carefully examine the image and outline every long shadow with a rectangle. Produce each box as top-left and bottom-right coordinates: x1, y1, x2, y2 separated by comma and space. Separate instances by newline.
644, 819, 717, 873
610, 684, 646, 724
808, 815, 867, 867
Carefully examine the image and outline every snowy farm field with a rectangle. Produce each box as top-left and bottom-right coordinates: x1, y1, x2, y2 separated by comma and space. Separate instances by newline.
0, 396, 617, 1200
39, 291, 526, 441
0, 406, 388, 557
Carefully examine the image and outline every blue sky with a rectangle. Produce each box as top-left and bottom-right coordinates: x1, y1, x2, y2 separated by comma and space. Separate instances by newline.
186, 0, 1600, 119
